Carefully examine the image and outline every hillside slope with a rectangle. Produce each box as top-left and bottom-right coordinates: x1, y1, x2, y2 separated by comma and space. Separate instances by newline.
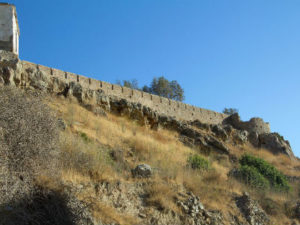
0, 51, 300, 225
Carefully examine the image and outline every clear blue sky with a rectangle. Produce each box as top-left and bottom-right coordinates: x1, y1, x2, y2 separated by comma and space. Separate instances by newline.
7, 0, 300, 157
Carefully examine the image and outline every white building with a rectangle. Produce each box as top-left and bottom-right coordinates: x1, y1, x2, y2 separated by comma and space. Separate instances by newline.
0, 3, 19, 55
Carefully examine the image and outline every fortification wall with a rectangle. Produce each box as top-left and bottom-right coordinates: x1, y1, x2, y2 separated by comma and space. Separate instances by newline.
21, 60, 228, 124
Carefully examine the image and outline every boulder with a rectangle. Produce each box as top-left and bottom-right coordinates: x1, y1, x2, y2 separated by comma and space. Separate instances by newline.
132, 164, 152, 178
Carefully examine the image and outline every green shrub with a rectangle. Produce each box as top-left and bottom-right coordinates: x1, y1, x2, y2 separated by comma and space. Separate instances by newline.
187, 154, 210, 170
239, 165, 270, 189
239, 154, 290, 192
79, 132, 90, 143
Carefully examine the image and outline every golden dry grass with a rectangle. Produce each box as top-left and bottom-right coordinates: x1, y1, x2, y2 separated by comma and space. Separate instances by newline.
144, 178, 180, 213
90, 202, 140, 225
48, 96, 195, 177
45, 96, 300, 224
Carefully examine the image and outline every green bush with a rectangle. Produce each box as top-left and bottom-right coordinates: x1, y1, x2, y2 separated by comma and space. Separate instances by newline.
187, 154, 210, 170
239, 165, 270, 189
239, 154, 290, 192
79, 132, 91, 143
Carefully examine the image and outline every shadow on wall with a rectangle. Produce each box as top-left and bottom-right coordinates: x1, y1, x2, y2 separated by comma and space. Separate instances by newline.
0, 188, 82, 225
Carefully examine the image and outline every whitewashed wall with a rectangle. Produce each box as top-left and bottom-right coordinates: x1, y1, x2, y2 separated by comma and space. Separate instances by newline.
12, 9, 19, 54
0, 4, 19, 54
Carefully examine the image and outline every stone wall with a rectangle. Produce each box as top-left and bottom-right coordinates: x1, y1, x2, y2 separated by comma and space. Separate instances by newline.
223, 113, 270, 134
21, 60, 228, 124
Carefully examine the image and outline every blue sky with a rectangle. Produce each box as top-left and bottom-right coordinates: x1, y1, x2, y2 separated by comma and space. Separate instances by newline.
7, 0, 300, 156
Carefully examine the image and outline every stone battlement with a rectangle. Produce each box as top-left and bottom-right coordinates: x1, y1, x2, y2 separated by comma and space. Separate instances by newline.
21, 60, 228, 124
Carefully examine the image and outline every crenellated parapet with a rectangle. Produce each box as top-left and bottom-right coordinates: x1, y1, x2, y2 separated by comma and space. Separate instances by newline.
19, 60, 228, 124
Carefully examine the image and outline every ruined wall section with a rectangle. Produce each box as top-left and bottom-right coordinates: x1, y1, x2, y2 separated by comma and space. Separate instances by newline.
22, 60, 228, 124
222, 113, 270, 134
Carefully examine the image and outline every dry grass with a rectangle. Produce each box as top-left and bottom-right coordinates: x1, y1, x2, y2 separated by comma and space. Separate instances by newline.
8, 89, 300, 224
48, 96, 195, 181
46, 96, 300, 224
90, 202, 140, 225
144, 177, 180, 213
59, 130, 120, 183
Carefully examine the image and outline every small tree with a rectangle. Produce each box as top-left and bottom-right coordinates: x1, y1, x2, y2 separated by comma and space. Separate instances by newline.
143, 76, 185, 101
142, 85, 151, 93
223, 108, 238, 115
169, 80, 184, 101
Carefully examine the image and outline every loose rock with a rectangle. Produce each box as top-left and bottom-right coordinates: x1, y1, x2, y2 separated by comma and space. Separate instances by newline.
132, 164, 152, 178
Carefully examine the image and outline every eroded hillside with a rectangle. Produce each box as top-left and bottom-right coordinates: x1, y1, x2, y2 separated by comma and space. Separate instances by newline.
0, 50, 300, 225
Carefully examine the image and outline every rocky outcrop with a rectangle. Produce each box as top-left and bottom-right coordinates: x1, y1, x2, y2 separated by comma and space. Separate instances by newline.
259, 133, 294, 158
235, 192, 270, 225
223, 114, 295, 158
234, 130, 249, 144
177, 192, 224, 225
211, 124, 228, 141
0, 50, 296, 160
